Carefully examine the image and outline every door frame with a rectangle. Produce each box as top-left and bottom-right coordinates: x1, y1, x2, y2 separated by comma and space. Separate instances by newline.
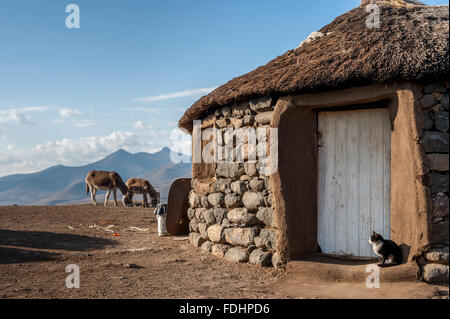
269, 82, 430, 264
316, 107, 392, 258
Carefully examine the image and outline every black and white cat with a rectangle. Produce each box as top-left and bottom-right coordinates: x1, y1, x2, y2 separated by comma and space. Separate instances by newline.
368, 231, 402, 267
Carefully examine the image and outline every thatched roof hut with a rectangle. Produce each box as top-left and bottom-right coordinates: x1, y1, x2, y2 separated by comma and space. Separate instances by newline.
180, 0, 448, 283
179, 2, 448, 131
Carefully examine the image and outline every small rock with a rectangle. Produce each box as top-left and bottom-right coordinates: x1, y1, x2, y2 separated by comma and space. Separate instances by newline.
224, 193, 242, 209
422, 263, 449, 284
427, 154, 449, 172
211, 244, 230, 257
249, 179, 265, 192
256, 207, 276, 227
213, 208, 228, 224
432, 192, 449, 219
221, 218, 233, 228
214, 179, 230, 193
201, 241, 213, 253
424, 83, 448, 94
216, 118, 229, 128
255, 111, 273, 125
126, 263, 143, 269
231, 180, 248, 195
249, 249, 272, 267
189, 191, 200, 208
249, 97, 273, 113
242, 191, 265, 211
201, 196, 212, 209
435, 112, 449, 132
225, 247, 249, 263
227, 208, 259, 226
207, 225, 225, 244
224, 227, 259, 247
254, 229, 279, 250
244, 162, 258, 177
431, 220, 449, 244
187, 208, 196, 220
208, 193, 225, 207
198, 223, 209, 240
222, 106, 231, 118
216, 163, 245, 178
420, 94, 438, 109
425, 248, 449, 265
429, 173, 449, 193
271, 252, 284, 269
423, 111, 434, 130
232, 102, 249, 117
243, 115, 255, 126
190, 232, 206, 247
230, 118, 244, 129
421, 131, 449, 153
203, 208, 216, 226
201, 114, 216, 129
189, 218, 199, 232
195, 208, 206, 221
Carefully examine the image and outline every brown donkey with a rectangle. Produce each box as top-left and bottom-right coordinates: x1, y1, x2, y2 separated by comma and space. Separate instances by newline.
125, 177, 160, 207
85, 170, 132, 207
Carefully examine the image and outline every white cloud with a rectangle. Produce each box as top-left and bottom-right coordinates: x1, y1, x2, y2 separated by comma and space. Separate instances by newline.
59, 108, 83, 117
132, 86, 218, 103
0, 131, 162, 176
0, 106, 51, 125
21, 106, 50, 112
0, 109, 34, 125
75, 120, 96, 128
133, 121, 152, 129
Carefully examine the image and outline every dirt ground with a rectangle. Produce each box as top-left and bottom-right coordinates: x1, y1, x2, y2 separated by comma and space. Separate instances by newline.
0, 204, 448, 299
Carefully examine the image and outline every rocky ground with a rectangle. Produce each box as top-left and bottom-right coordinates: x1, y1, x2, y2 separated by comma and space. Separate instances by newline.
0, 205, 447, 299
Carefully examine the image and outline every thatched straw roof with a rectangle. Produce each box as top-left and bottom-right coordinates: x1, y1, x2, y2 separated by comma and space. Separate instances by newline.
179, 2, 449, 130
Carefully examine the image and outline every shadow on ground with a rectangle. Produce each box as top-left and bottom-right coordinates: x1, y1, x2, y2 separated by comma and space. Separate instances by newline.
0, 246, 61, 264
0, 229, 117, 252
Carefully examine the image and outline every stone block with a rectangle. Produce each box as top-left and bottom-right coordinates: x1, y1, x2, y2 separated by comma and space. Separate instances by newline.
207, 224, 226, 244
421, 131, 448, 153
190, 232, 206, 247
249, 249, 272, 267
225, 247, 249, 263
224, 227, 258, 247
242, 191, 265, 211
227, 208, 259, 226
422, 263, 449, 284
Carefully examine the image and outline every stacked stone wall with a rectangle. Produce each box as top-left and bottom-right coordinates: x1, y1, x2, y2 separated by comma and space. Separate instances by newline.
418, 81, 449, 283
188, 97, 282, 267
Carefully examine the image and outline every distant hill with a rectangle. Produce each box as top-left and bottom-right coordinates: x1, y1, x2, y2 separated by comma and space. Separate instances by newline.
0, 147, 191, 206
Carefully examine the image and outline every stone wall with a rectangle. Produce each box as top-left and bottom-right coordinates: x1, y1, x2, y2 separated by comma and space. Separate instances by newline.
186, 82, 449, 279
188, 97, 282, 267
418, 81, 449, 284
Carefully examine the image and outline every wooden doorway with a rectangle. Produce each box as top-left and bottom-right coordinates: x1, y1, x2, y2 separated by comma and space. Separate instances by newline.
317, 108, 391, 257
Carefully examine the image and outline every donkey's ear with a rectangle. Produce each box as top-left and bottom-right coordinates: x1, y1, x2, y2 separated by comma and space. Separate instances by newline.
373, 231, 377, 235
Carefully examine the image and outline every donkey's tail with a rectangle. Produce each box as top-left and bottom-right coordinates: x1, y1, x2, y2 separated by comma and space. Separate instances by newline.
86, 183, 90, 195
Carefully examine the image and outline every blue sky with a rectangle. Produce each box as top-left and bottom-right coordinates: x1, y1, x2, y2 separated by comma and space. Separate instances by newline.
0, 0, 448, 176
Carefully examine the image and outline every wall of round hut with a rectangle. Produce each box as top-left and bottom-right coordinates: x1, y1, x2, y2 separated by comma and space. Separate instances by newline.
416, 82, 449, 284
180, 2, 448, 283
188, 97, 281, 267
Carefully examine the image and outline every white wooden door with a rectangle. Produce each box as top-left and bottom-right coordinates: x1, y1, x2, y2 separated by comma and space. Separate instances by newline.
317, 108, 391, 257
